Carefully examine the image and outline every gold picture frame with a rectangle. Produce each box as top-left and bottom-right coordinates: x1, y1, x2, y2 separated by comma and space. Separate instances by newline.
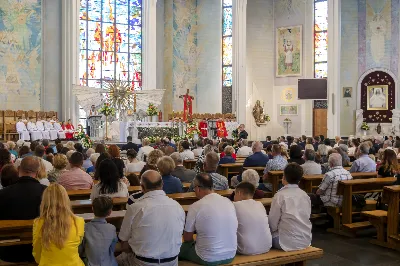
367, 85, 388, 110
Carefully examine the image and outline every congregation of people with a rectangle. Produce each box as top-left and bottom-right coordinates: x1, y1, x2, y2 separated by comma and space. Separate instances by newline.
0, 132, 399, 265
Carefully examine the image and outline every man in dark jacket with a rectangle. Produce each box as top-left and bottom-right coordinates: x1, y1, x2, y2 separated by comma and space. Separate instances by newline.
0, 156, 46, 262
170, 152, 196, 183
121, 136, 139, 152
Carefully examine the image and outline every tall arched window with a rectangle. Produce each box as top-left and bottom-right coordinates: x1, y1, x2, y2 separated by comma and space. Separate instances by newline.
79, 0, 142, 89
222, 0, 233, 114
314, 0, 328, 78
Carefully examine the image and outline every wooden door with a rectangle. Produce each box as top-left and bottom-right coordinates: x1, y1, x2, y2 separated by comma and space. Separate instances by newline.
313, 109, 327, 137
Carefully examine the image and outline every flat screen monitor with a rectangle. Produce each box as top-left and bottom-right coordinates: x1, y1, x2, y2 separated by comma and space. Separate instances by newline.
298, 78, 327, 100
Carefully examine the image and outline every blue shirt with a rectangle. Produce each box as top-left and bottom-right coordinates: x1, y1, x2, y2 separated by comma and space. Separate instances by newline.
349, 154, 376, 173
263, 155, 288, 174
162, 175, 183, 194
81, 218, 118, 266
219, 156, 236, 165
243, 152, 269, 167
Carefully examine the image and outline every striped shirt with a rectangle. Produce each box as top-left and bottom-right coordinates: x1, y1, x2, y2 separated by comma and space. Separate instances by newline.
319, 166, 352, 207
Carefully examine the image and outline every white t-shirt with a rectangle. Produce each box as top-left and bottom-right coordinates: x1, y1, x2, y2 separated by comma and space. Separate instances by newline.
236, 146, 253, 157
125, 161, 146, 173
90, 182, 129, 200
180, 150, 195, 160
41, 158, 54, 172
193, 148, 204, 157
185, 193, 238, 262
233, 199, 272, 255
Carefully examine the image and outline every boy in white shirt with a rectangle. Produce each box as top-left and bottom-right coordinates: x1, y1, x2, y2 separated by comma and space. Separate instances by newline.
269, 163, 312, 251
233, 182, 272, 255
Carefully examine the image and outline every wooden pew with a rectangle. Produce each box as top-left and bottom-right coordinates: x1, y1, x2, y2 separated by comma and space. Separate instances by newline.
218, 163, 243, 178
0, 211, 126, 247
267, 171, 284, 196
183, 159, 197, 170
362, 185, 400, 250
243, 166, 265, 176
179, 246, 323, 266
169, 189, 234, 205
327, 177, 396, 237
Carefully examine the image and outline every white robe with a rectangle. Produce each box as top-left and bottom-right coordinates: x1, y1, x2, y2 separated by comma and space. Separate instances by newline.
27, 122, 43, 140
36, 121, 50, 140
16, 122, 30, 141
44, 121, 58, 140
53, 122, 66, 139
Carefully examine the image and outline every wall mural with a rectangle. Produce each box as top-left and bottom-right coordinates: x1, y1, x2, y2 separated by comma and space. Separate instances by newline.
0, 0, 41, 110
276, 25, 302, 77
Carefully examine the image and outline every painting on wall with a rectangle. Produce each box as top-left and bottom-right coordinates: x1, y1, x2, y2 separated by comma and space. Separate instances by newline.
276, 25, 302, 77
367, 85, 388, 110
0, 0, 42, 110
343, 87, 352, 98
279, 104, 298, 115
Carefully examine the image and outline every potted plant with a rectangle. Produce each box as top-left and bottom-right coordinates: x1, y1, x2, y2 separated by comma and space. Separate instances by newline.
98, 102, 116, 140
147, 103, 158, 122
361, 122, 370, 136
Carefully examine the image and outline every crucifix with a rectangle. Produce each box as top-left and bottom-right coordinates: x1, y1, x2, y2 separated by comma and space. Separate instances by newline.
179, 89, 194, 121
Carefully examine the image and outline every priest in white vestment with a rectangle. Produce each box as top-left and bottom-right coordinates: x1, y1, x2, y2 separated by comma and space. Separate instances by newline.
52, 118, 66, 139
36, 117, 50, 140
45, 118, 58, 140
27, 119, 43, 140
16, 118, 30, 141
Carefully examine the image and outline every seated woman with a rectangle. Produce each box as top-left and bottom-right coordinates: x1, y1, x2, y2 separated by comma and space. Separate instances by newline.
377, 149, 399, 177
108, 145, 125, 179
48, 154, 69, 183
156, 156, 183, 194
94, 153, 111, 180
90, 159, 129, 200
230, 169, 265, 200
288, 145, 305, 165
33, 184, 85, 266
125, 149, 146, 174
219, 146, 236, 165
139, 149, 165, 176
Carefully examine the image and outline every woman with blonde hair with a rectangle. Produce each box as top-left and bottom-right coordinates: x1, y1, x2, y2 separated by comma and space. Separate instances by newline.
48, 154, 69, 183
37, 158, 50, 186
139, 149, 164, 176
33, 184, 85, 265
65, 141, 75, 151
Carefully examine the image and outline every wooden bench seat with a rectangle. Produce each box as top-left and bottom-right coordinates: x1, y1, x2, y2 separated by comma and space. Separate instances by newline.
179, 246, 323, 266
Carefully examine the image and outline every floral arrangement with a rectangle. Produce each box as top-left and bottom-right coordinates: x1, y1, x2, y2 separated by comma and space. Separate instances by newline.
185, 121, 201, 139
147, 103, 158, 116
232, 127, 239, 139
73, 124, 93, 148
361, 122, 370, 131
98, 102, 116, 116
264, 114, 271, 122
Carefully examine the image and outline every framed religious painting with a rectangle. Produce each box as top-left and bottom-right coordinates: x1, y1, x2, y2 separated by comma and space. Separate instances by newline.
279, 104, 298, 116
276, 25, 302, 77
367, 85, 388, 111
343, 87, 352, 98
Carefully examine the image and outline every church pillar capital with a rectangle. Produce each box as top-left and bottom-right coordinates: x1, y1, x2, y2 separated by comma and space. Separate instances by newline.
142, 0, 158, 90
232, 0, 247, 124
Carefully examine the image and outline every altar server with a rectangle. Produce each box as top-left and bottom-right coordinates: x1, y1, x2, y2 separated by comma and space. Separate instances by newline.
63, 120, 74, 140
53, 119, 66, 139
16, 117, 30, 141
45, 118, 58, 140
27, 118, 43, 141
36, 117, 51, 140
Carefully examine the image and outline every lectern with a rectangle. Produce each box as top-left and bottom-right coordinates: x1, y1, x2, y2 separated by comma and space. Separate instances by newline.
88, 115, 102, 138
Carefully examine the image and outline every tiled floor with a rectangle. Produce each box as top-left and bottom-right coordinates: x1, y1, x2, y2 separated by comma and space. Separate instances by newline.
309, 227, 400, 265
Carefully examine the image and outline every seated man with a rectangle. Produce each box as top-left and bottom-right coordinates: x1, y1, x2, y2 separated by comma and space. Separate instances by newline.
180, 140, 195, 160
44, 117, 58, 140
118, 170, 185, 265
349, 142, 376, 173
269, 163, 312, 251
301, 149, 322, 175
58, 152, 94, 190
309, 153, 353, 208
233, 182, 272, 255
0, 157, 46, 262
189, 152, 228, 191
16, 117, 30, 141
36, 117, 50, 140
180, 173, 237, 265
27, 118, 43, 141
170, 152, 196, 183
52, 117, 66, 139
236, 139, 253, 157
231, 141, 268, 187
261, 144, 288, 191
121, 136, 139, 152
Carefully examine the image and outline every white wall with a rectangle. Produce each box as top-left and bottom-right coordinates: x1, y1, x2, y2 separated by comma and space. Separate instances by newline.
196, 0, 222, 114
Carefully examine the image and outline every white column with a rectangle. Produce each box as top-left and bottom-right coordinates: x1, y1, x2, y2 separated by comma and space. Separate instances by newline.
142, 0, 158, 90
327, 0, 341, 137
61, 0, 79, 124
232, 0, 247, 124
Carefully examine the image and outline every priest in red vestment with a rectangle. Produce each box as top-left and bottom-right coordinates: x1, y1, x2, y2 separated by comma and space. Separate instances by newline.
216, 119, 227, 138
65, 119, 75, 139
198, 119, 208, 138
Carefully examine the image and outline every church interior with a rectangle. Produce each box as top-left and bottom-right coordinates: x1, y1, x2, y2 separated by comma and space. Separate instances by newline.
1, 0, 400, 265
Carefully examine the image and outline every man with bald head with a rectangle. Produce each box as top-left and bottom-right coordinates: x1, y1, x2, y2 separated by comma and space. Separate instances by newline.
118, 170, 185, 266
231, 141, 269, 187
0, 156, 47, 262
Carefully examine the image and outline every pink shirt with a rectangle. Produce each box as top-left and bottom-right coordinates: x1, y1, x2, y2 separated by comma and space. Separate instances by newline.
58, 167, 93, 190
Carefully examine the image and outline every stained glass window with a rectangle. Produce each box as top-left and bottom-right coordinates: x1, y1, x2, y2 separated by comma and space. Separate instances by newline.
79, 0, 142, 90
222, 0, 233, 113
314, 0, 328, 78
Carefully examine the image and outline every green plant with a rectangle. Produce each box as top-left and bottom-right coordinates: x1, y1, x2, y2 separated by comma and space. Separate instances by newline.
147, 103, 158, 116
98, 102, 116, 116
73, 124, 93, 148
361, 122, 370, 131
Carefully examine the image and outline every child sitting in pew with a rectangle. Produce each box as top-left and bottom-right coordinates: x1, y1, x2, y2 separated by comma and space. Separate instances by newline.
80, 196, 118, 266
268, 163, 312, 251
